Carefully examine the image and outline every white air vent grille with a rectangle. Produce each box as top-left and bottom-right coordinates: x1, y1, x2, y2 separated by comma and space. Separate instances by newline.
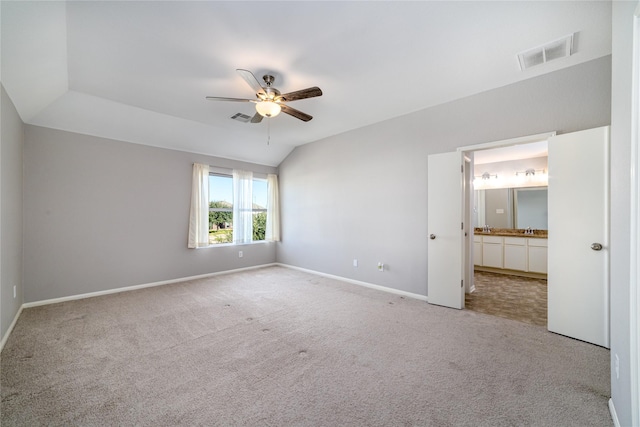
230, 112, 251, 123
517, 33, 574, 71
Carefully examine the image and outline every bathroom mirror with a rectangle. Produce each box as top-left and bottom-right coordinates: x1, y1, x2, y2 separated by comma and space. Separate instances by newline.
474, 187, 548, 230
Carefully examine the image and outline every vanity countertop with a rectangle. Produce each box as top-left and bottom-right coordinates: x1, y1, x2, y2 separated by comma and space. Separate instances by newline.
474, 228, 548, 238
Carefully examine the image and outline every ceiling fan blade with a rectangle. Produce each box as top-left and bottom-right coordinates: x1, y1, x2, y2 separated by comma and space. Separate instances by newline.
250, 112, 264, 123
206, 96, 254, 102
236, 69, 266, 97
279, 86, 322, 102
280, 104, 313, 122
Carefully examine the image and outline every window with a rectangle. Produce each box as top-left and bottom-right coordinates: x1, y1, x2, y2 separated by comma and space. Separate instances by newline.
209, 174, 233, 244
188, 164, 279, 249
207, 172, 269, 245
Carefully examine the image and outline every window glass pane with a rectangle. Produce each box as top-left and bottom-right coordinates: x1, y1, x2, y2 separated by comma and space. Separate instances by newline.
253, 179, 267, 210
209, 174, 233, 244
206, 174, 269, 245
252, 179, 267, 241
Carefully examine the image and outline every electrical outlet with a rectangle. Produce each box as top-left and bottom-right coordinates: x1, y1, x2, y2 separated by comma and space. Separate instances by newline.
615, 354, 620, 379
238, 251, 243, 258
13, 285, 16, 299
353, 259, 358, 267
377, 262, 384, 272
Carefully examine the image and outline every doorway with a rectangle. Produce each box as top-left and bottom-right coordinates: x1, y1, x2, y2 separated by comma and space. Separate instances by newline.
428, 127, 609, 347
450, 127, 610, 348
464, 139, 550, 327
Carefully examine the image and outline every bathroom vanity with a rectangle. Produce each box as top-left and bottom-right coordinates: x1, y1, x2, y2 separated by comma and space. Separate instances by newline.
473, 228, 548, 278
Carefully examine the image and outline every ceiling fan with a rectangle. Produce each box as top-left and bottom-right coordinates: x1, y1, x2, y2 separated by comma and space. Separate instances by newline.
206, 69, 322, 123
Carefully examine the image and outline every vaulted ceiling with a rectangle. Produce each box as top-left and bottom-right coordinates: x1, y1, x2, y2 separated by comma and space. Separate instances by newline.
1, 1, 612, 166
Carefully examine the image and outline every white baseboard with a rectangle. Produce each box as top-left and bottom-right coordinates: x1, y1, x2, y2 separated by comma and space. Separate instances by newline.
277, 263, 428, 302
22, 263, 278, 309
0, 304, 24, 353
609, 398, 621, 427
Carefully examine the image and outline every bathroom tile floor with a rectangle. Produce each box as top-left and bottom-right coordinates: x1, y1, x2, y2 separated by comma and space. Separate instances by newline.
466, 271, 547, 327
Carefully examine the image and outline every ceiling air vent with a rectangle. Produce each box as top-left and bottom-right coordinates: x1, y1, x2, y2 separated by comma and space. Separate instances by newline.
517, 33, 574, 71
230, 112, 251, 123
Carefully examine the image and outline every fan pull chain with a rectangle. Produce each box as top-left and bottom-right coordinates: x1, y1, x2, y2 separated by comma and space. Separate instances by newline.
267, 117, 271, 146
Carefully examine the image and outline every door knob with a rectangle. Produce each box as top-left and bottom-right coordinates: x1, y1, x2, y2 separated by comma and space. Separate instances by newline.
430, 234, 436, 240
591, 243, 603, 251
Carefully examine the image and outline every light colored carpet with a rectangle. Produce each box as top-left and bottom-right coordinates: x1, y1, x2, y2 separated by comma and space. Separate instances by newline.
1, 266, 611, 426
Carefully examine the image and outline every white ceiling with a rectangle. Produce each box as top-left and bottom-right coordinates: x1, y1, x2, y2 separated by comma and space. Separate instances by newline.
1, 1, 612, 167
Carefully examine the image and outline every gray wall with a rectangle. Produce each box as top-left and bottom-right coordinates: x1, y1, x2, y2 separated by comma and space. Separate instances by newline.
484, 189, 512, 229
23, 126, 277, 303
610, 1, 638, 425
277, 56, 611, 297
1, 85, 24, 339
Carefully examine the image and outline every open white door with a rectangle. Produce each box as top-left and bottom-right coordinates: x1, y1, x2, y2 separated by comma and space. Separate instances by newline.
548, 126, 609, 348
427, 151, 464, 309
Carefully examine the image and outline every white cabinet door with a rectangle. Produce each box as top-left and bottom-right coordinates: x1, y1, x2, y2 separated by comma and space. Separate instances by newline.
482, 243, 503, 268
548, 126, 609, 348
427, 152, 464, 309
504, 245, 527, 271
473, 241, 483, 266
528, 239, 548, 273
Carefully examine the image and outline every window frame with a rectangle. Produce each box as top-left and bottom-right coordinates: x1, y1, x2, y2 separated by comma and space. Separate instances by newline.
207, 168, 270, 247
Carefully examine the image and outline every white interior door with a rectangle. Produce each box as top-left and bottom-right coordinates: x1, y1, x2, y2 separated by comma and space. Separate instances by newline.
548, 126, 609, 348
428, 151, 464, 309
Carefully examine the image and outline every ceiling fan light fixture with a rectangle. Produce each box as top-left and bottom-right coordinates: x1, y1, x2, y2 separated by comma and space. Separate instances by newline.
256, 100, 281, 118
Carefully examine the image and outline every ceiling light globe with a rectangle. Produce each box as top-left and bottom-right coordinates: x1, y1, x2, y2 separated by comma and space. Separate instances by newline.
256, 101, 281, 118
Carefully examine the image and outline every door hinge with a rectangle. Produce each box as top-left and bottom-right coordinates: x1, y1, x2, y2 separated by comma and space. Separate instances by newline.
461, 165, 464, 173
461, 222, 464, 230
461, 279, 464, 288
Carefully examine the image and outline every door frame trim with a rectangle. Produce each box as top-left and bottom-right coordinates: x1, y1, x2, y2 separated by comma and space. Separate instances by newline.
628, 4, 640, 424
457, 132, 556, 153
457, 131, 556, 292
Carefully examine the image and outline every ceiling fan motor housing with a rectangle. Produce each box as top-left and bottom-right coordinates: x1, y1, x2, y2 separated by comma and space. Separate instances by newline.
262, 74, 276, 86
261, 87, 281, 101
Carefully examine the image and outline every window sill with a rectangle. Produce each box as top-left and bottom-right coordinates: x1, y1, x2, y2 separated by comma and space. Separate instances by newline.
199, 240, 273, 249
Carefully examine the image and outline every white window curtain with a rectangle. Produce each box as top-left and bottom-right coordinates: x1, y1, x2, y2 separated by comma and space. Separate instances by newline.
188, 163, 210, 248
266, 174, 280, 242
233, 169, 253, 244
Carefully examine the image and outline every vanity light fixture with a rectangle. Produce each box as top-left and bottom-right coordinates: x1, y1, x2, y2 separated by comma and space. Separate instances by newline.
473, 172, 500, 189
516, 168, 546, 177
514, 168, 548, 187
476, 172, 498, 180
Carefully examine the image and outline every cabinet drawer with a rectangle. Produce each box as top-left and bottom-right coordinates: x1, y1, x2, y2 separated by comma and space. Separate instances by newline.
504, 237, 526, 246
482, 235, 503, 244
473, 235, 482, 243
528, 238, 548, 247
